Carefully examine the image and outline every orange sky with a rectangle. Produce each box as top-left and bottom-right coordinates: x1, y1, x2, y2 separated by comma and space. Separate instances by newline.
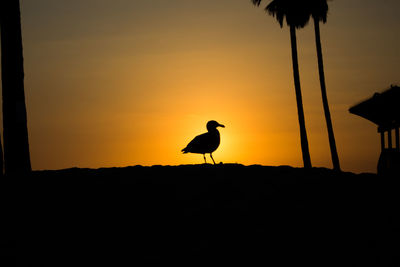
4, 0, 399, 172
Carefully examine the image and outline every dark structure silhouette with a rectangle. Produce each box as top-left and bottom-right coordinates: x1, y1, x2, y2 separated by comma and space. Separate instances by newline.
182, 120, 225, 164
252, 0, 312, 168
0, 0, 32, 174
349, 85, 400, 175
309, 0, 341, 171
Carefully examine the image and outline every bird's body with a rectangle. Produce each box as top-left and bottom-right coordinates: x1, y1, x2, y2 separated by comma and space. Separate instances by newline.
182, 120, 225, 164
182, 131, 220, 155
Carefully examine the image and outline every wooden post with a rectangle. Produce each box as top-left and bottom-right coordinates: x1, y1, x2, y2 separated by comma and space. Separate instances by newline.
396, 127, 399, 151
388, 129, 392, 149
381, 131, 385, 151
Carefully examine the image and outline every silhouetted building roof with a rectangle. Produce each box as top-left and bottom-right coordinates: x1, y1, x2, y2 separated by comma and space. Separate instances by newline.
349, 85, 400, 130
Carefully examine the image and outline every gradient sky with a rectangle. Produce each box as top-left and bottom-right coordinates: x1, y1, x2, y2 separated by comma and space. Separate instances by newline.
5, 0, 399, 172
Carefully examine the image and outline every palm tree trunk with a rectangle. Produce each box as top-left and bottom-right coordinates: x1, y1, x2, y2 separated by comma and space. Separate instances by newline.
0, 134, 3, 177
289, 25, 312, 169
313, 19, 340, 171
0, 0, 32, 174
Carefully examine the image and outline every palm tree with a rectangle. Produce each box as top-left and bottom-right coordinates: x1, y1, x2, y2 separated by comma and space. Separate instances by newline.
0, 0, 32, 174
0, 134, 3, 177
252, 0, 312, 168
309, 0, 341, 171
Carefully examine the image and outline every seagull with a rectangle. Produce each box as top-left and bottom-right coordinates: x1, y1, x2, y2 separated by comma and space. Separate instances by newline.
182, 120, 225, 164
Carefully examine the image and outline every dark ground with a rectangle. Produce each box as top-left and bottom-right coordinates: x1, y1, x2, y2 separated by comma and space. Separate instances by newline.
1, 164, 399, 266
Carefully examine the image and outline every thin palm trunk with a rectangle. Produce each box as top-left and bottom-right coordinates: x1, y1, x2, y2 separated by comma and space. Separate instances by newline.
0, 134, 3, 177
289, 25, 312, 169
0, 0, 32, 174
313, 18, 340, 171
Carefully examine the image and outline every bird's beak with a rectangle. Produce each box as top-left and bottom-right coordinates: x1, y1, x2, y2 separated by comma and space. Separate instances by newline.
218, 123, 225, 128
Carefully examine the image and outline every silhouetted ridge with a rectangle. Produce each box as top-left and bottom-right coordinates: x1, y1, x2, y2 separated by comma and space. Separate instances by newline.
3, 165, 398, 266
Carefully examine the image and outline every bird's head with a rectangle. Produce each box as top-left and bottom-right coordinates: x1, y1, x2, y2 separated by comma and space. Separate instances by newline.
207, 120, 225, 131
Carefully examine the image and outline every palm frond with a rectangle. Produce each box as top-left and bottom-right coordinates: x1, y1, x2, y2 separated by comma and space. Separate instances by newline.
253, 0, 312, 29
266, 0, 285, 27
251, 0, 262, 6
309, 0, 329, 23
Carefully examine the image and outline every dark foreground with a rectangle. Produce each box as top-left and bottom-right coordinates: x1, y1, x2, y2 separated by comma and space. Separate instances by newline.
1, 164, 399, 266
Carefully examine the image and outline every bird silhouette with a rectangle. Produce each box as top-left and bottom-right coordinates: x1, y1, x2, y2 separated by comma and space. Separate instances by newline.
182, 120, 225, 164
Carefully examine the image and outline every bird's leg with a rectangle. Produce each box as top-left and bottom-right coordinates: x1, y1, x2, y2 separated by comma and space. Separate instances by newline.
210, 153, 216, 165
203, 154, 207, 164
